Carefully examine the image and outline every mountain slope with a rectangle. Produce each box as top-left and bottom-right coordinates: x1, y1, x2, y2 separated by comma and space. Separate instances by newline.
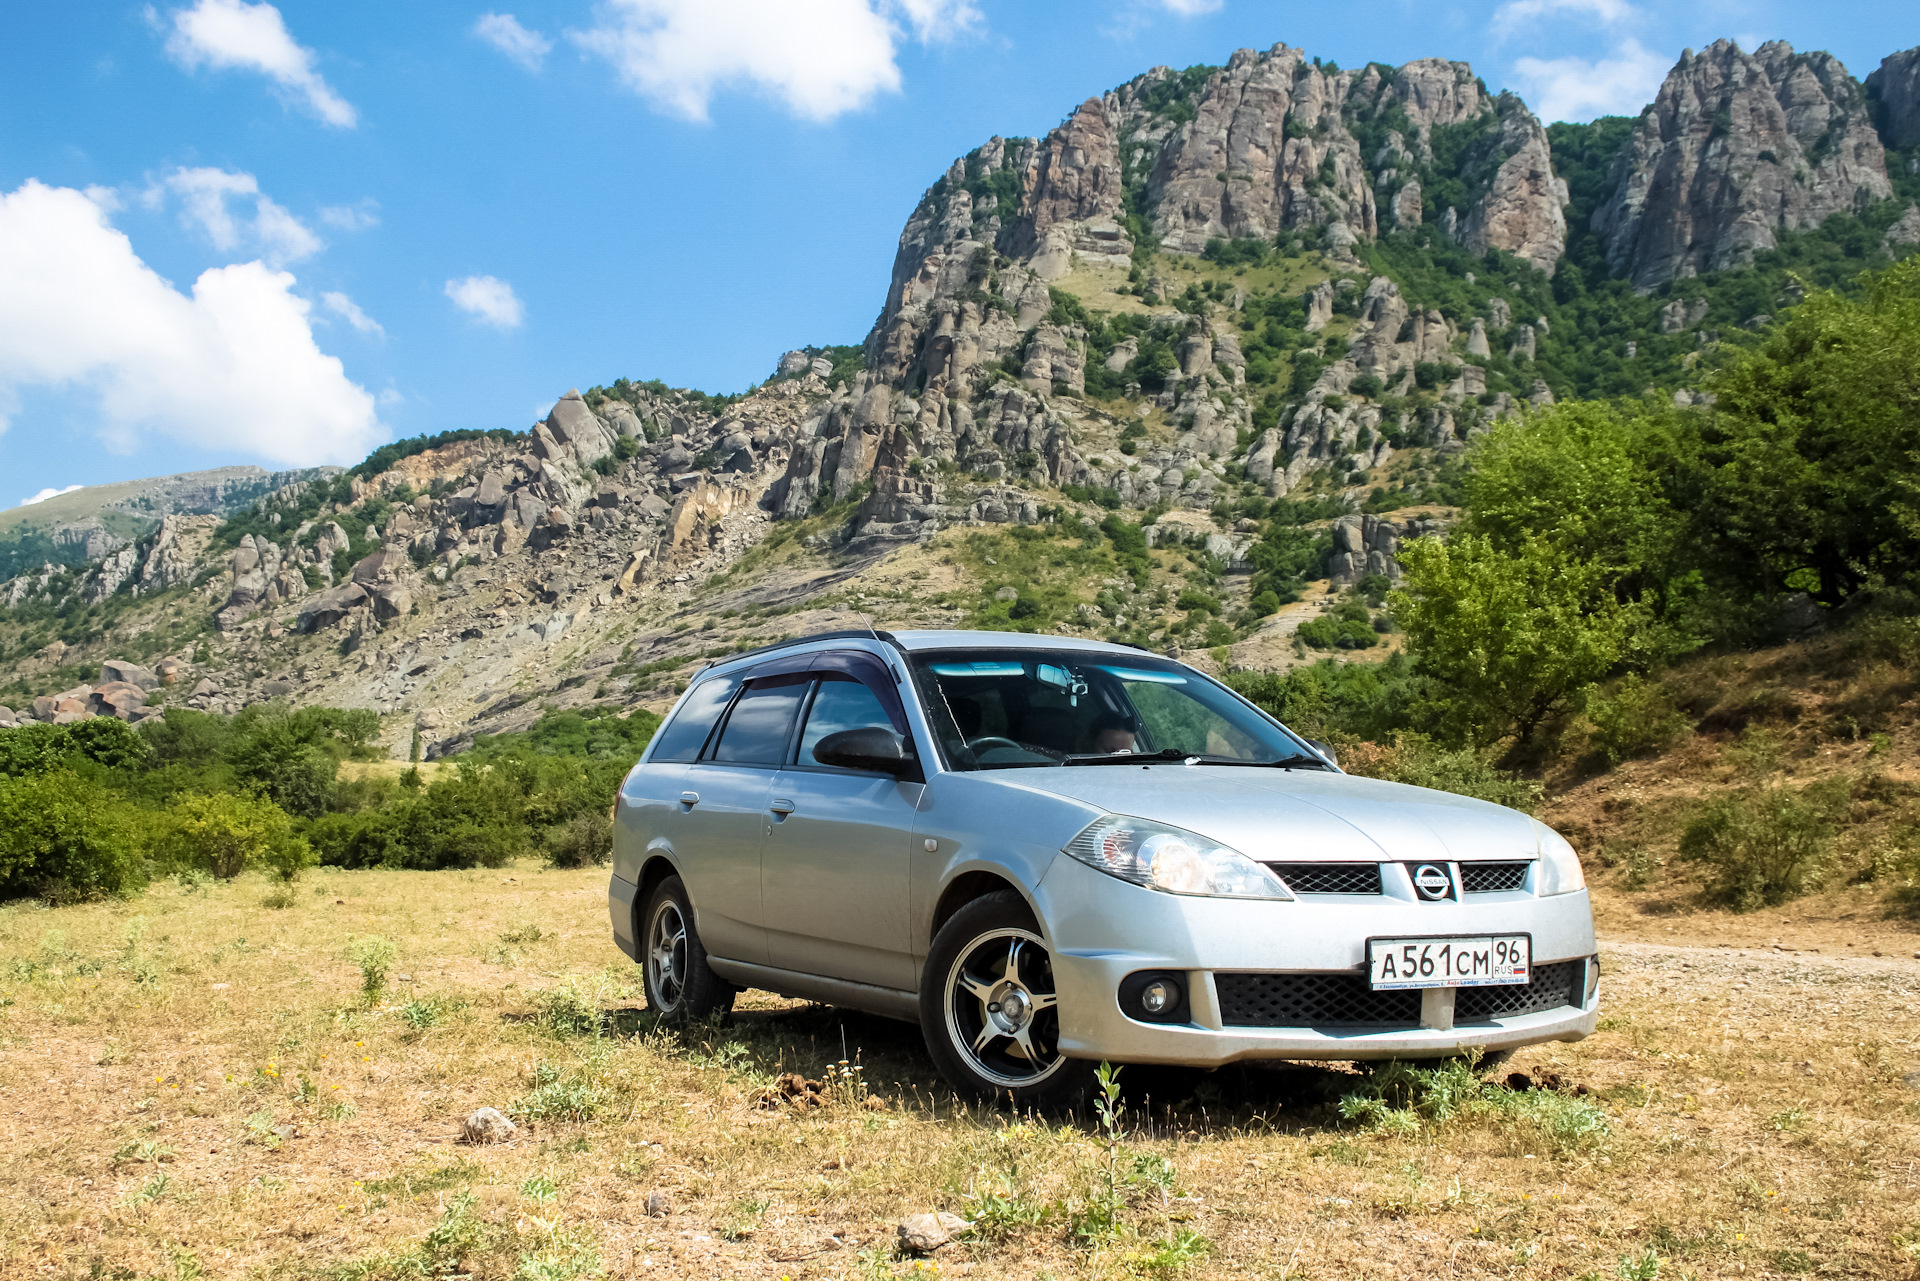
3, 35, 1920, 754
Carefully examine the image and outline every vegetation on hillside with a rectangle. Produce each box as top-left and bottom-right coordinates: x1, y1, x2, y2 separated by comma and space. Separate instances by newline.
0, 703, 657, 903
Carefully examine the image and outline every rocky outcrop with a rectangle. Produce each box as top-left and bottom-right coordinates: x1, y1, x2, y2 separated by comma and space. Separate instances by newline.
1593, 40, 1893, 288
1001, 99, 1130, 271
1458, 98, 1568, 274
1868, 46, 1920, 148
1327, 512, 1448, 584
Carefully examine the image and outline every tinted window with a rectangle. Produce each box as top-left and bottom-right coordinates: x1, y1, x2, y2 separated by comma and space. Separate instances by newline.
648, 674, 740, 762
799, 676, 895, 765
710, 677, 808, 764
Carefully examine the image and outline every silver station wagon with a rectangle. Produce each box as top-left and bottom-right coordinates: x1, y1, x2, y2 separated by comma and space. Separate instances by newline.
609, 629, 1598, 1105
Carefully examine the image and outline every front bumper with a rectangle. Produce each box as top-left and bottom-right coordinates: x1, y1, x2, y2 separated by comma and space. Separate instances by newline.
1036, 854, 1599, 1065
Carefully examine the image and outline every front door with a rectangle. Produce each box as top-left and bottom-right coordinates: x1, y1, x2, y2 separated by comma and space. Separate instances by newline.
763, 672, 922, 991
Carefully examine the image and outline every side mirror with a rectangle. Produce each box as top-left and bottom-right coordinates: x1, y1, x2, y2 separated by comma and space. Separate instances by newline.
813, 727, 917, 776
1305, 738, 1339, 768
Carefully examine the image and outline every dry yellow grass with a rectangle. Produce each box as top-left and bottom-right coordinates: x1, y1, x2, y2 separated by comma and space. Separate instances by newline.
2, 867, 1918, 1280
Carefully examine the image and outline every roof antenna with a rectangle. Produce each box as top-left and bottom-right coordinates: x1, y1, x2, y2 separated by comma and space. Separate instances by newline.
855, 610, 881, 642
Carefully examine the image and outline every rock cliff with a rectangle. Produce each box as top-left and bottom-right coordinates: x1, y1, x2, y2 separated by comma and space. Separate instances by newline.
1593, 40, 1893, 288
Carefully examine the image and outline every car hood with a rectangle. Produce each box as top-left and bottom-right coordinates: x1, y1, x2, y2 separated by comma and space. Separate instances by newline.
988, 763, 1542, 863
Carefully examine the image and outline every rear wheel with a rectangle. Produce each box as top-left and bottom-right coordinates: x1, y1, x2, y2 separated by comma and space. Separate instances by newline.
640, 875, 733, 1023
920, 891, 1093, 1109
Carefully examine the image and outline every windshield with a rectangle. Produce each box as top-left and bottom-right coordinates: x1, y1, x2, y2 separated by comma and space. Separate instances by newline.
908, 648, 1312, 770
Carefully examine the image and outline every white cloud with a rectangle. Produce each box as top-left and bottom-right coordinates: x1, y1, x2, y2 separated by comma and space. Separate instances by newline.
21, 484, 85, 507
476, 12, 554, 69
161, 0, 357, 128
162, 166, 323, 266
321, 291, 383, 336
318, 199, 379, 231
1510, 38, 1670, 122
572, 0, 982, 122
891, 0, 983, 42
0, 180, 382, 466
1156, 0, 1222, 14
445, 275, 524, 329
1492, 0, 1637, 35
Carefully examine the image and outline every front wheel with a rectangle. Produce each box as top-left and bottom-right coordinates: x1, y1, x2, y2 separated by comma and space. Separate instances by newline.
919, 891, 1093, 1109
639, 875, 733, 1023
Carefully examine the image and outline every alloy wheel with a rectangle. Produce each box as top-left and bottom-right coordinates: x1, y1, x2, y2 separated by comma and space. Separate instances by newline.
943, 926, 1066, 1088
647, 897, 688, 1012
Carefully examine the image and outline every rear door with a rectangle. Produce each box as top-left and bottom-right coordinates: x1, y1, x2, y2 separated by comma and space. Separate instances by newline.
676, 669, 810, 966
763, 652, 923, 991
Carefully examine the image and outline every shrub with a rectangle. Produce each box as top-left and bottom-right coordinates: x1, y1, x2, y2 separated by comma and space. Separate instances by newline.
151, 791, 313, 881
545, 811, 612, 869
0, 769, 143, 901
534, 978, 606, 1037
1583, 673, 1691, 764
348, 934, 398, 998
0, 718, 152, 776
1354, 735, 1544, 813
1679, 783, 1839, 910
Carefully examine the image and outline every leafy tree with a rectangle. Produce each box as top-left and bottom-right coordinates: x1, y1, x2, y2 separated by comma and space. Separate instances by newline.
1700, 258, 1920, 606
1392, 533, 1655, 749
0, 770, 142, 900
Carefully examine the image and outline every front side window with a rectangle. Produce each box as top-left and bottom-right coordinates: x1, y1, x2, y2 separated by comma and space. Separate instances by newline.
709, 676, 809, 764
798, 676, 895, 765
909, 649, 1311, 770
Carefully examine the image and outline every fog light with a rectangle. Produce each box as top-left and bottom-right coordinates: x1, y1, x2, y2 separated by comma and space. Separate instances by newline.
1140, 978, 1177, 1014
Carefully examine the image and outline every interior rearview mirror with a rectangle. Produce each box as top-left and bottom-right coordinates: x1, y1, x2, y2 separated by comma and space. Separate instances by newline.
813, 726, 917, 776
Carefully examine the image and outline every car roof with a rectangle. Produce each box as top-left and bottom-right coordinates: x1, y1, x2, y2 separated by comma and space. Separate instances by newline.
696, 628, 1163, 680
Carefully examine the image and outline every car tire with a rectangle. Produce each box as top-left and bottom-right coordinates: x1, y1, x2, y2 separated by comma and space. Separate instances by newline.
639, 875, 734, 1024
919, 890, 1094, 1110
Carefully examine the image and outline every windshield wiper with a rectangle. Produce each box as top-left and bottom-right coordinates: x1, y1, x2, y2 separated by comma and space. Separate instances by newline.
1062, 748, 1190, 766
1199, 753, 1331, 770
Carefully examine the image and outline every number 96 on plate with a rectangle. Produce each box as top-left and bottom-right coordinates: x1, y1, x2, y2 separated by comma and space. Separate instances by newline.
1367, 935, 1530, 990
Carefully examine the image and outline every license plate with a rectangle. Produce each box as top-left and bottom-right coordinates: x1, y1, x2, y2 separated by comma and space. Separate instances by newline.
1367, 935, 1530, 990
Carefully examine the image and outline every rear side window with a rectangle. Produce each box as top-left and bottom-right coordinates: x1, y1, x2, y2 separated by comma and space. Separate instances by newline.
647, 675, 740, 763
710, 676, 810, 764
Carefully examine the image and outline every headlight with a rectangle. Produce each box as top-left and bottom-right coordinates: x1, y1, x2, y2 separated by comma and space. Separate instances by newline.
1535, 824, 1587, 896
1063, 815, 1293, 900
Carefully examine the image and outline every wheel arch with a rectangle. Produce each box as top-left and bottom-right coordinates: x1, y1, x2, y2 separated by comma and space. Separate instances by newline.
633, 852, 682, 938
930, 868, 1044, 944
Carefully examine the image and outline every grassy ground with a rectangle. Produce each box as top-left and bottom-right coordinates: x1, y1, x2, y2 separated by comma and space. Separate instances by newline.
3, 866, 1918, 1280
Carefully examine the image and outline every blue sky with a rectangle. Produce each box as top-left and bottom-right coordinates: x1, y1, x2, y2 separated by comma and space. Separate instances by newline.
1, 0, 1914, 510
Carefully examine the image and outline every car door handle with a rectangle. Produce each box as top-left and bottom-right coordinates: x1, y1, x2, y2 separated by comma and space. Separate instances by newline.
679, 791, 700, 806
768, 798, 796, 815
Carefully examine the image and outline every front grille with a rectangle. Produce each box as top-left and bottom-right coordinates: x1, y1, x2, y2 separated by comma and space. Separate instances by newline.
1216, 961, 1584, 1030
1216, 973, 1421, 1027
1455, 960, 1582, 1021
1460, 861, 1530, 893
1270, 863, 1383, 895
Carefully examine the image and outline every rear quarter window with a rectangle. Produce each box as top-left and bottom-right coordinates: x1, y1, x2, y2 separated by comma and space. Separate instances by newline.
646, 674, 740, 763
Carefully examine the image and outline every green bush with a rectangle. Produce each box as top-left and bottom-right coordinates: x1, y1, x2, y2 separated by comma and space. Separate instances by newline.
151, 791, 313, 881
1583, 673, 1691, 764
1679, 783, 1840, 910
545, 811, 612, 869
0, 718, 152, 776
1366, 735, 1544, 813
0, 770, 144, 901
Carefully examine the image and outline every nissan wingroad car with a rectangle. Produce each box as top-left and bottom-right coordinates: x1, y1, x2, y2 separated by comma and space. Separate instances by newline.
608, 629, 1597, 1105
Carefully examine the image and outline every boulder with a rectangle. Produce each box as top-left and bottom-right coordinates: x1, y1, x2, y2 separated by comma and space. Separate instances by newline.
461, 1107, 516, 1144
298, 582, 368, 632
373, 584, 413, 621
777, 350, 812, 377
100, 660, 159, 691
897, 1212, 968, 1255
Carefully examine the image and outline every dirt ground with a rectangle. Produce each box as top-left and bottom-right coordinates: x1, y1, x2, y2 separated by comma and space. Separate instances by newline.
2, 868, 1917, 1280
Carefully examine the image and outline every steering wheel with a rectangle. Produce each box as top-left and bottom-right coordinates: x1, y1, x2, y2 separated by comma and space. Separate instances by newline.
966, 736, 1024, 754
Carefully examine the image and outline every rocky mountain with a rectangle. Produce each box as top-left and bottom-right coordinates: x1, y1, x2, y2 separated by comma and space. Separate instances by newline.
1594, 41, 1893, 288
4, 36, 1920, 753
